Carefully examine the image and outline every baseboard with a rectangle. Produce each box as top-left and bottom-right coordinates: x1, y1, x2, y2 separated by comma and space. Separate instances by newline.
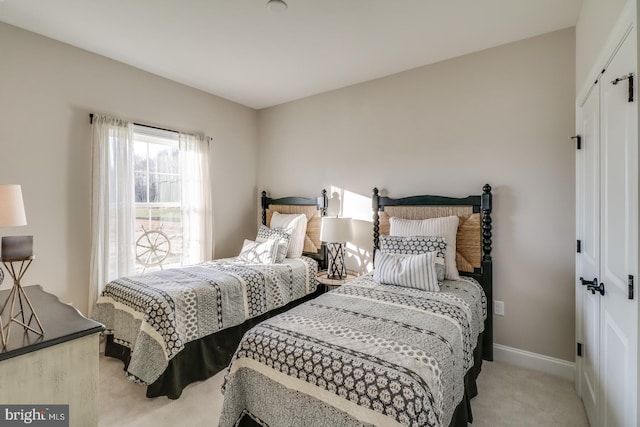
493, 344, 575, 381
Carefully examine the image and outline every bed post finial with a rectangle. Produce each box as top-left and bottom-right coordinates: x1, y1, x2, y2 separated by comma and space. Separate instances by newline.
481, 184, 492, 261
372, 188, 380, 255
320, 189, 328, 216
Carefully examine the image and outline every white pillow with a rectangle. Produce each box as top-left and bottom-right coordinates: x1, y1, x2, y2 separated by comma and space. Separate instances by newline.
373, 250, 439, 291
270, 212, 307, 258
390, 216, 460, 280
238, 239, 279, 264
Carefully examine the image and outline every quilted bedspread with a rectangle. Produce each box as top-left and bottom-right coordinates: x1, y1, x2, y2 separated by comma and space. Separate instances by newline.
93, 256, 318, 385
219, 274, 486, 427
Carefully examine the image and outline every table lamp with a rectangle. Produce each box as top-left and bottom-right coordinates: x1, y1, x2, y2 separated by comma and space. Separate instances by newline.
320, 217, 352, 280
0, 185, 42, 346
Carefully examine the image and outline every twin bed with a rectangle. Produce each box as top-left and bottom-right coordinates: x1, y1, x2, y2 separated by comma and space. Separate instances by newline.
94, 190, 328, 398
220, 185, 493, 427
95, 185, 494, 426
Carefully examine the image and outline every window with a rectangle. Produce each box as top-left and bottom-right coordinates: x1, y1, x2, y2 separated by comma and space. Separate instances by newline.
90, 114, 213, 311
133, 127, 182, 272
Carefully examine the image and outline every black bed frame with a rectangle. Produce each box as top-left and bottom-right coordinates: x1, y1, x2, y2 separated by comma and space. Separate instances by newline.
105, 190, 329, 399
261, 189, 329, 269
371, 184, 494, 361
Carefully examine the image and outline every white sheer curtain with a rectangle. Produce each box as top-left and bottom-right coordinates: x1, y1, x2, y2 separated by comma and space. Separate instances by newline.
179, 132, 214, 264
89, 115, 136, 316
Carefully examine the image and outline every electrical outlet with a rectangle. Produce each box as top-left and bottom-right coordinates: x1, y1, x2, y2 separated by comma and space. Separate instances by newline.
494, 300, 505, 316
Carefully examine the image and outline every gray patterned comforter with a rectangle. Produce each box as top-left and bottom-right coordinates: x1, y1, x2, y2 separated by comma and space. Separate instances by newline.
219, 274, 486, 427
93, 256, 318, 385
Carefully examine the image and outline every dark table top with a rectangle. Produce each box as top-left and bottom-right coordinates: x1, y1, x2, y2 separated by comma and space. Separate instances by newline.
0, 284, 104, 361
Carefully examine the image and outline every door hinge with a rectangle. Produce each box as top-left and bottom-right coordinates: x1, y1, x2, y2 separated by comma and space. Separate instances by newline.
570, 135, 581, 150
611, 73, 634, 102
629, 275, 634, 300
577, 342, 583, 357
577, 240, 581, 253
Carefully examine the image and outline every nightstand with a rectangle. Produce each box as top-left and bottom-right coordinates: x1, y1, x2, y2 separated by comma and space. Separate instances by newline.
316, 270, 358, 291
0, 285, 104, 425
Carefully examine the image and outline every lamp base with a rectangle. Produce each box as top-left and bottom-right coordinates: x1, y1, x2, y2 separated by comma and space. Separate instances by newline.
326, 242, 347, 280
0, 258, 43, 347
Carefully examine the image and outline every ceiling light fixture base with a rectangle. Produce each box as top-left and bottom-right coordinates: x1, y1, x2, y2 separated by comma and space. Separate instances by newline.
267, 0, 287, 13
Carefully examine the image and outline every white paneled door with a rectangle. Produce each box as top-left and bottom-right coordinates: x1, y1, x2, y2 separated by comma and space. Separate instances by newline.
598, 27, 637, 427
577, 81, 600, 425
577, 26, 637, 427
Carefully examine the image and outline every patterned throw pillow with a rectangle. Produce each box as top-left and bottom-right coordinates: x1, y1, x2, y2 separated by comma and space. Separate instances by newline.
256, 225, 290, 263
389, 216, 460, 280
379, 235, 447, 282
373, 250, 440, 291
238, 239, 279, 264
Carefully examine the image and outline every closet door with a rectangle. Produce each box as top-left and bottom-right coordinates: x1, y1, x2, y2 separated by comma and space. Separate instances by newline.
577, 27, 637, 427
576, 83, 600, 426
598, 28, 637, 427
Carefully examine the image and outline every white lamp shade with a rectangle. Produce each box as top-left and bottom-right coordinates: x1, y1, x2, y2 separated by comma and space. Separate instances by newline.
0, 185, 27, 227
320, 217, 352, 243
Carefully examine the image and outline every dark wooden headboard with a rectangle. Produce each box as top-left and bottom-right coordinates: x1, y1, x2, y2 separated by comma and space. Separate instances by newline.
372, 184, 493, 361
261, 190, 328, 268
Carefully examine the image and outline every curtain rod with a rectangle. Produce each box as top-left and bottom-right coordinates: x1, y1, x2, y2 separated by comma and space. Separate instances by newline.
89, 113, 178, 134
89, 114, 212, 143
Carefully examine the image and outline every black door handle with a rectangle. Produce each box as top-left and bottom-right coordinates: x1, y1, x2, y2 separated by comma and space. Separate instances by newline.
588, 282, 605, 296
580, 277, 605, 296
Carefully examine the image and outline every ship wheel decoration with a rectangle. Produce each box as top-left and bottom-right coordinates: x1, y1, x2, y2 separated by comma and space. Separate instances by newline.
136, 224, 172, 272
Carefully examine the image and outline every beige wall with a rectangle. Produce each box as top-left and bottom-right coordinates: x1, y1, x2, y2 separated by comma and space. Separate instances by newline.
0, 23, 258, 314
258, 28, 577, 361
576, 0, 629, 92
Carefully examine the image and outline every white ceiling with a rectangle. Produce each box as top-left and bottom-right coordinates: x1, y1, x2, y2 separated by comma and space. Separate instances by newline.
0, 0, 582, 109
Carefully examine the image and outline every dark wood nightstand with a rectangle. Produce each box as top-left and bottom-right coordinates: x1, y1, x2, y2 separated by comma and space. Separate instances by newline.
316, 270, 358, 291
0, 285, 104, 425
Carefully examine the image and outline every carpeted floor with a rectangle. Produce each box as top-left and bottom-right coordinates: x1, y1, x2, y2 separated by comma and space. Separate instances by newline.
469, 362, 588, 427
98, 356, 589, 426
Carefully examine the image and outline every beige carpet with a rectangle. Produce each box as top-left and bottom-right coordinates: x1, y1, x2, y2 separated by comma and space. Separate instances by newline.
469, 362, 588, 427
98, 356, 589, 426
